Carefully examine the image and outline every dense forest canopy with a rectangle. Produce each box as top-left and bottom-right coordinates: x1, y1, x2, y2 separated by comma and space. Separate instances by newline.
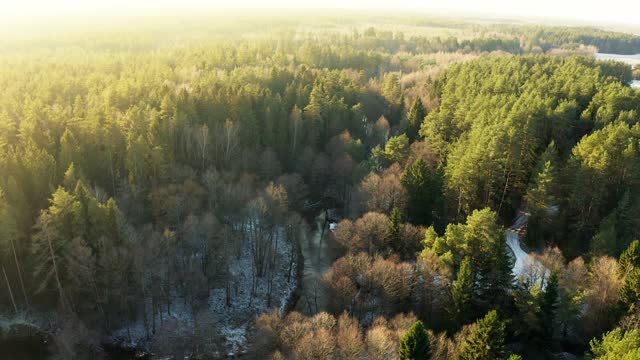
0, 12, 639, 359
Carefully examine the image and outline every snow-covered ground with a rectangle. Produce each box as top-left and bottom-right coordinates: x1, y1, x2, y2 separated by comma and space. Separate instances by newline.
0, 309, 56, 336
506, 229, 530, 277
207, 230, 297, 351
505, 213, 549, 284
0, 312, 40, 335
110, 227, 298, 356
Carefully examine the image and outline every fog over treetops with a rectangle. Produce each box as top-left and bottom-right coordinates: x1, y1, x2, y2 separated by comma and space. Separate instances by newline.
0, 8, 639, 360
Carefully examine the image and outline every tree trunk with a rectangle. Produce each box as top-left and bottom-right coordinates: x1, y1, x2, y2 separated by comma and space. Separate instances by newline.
9, 237, 28, 308
292, 121, 298, 156
109, 149, 117, 196
151, 298, 156, 334
498, 166, 512, 214
141, 273, 149, 339
2, 265, 18, 314
46, 231, 67, 311
91, 277, 104, 317
249, 263, 256, 308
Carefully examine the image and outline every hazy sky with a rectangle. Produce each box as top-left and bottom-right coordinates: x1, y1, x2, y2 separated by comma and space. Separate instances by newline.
2, 0, 640, 26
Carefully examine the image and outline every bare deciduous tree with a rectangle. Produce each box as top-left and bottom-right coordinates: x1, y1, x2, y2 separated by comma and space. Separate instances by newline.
582, 256, 623, 337
360, 164, 406, 214
336, 311, 365, 360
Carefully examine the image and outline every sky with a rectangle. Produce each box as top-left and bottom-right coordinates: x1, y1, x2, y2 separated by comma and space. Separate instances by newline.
1, 0, 639, 26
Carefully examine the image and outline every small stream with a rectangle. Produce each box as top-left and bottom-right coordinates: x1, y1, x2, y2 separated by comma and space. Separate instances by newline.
505, 212, 549, 283
294, 212, 342, 315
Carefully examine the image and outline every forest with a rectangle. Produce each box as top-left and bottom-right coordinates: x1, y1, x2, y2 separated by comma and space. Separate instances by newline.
1, 12, 640, 360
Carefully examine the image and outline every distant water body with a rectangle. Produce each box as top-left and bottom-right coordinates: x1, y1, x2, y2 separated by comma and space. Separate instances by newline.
595, 52, 640, 65
594, 53, 640, 89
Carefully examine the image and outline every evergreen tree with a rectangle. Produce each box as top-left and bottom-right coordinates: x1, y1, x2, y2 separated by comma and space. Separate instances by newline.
32, 187, 79, 310
62, 163, 81, 192
591, 191, 640, 258
465, 209, 512, 309
540, 271, 559, 341
384, 134, 410, 165
620, 268, 640, 313
0, 190, 28, 308
401, 158, 443, 227
398, 320, 431, 360
59, 128, 82, 176
512, 279, 543, 344
525, 142, 559, 247
589, 328, 640, 359
568, 123, 640, 256
620, 240, 640, 272
382, 73, 402, 124
388, 207, 403, 255
450, 257, 473, 326
458, 310, 506, 360
406, 97, 427, 141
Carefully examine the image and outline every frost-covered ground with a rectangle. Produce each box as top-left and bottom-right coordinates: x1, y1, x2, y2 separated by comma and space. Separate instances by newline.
207, 230, 297, 352
0, 311, 39, 333
111, 228, 298, 356
0, 308, 58, 344
506, 229, 530, 277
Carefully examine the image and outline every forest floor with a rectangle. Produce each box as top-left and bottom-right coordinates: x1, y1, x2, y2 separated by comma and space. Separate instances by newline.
110, 229, 298, 357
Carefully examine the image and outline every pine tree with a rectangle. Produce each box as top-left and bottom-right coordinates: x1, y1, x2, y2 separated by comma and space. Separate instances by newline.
384, 134, 409, 165
589, 328, 640, 359
524, 142, 559, 247
482, 233, 514, 310
450, 257, 474, 326
620, 240, 640, 272
289, 105, 303, 158
62, 163, 80, 191
398, 320, 430, 360
406, 97, 427, 141
620, 268, 640, 313
591, 191, 639, 257
388, 207, 403, 255
540, 271, 559, 341
401, 158, 443, 227
64, 237, 101, 314
32, 187, 79, 310
382, 73, 402, 111
59, 128, 82, 176
465, 209, 512, 309
458, 310, 506, 360
0, 189, 28, 307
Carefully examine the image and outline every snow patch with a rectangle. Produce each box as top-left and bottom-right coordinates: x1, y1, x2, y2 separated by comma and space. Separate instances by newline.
109, 225, 298, 356
506, 229, 530, 277
221, 325, 247, 353
506, 213, 549, 285
0, 313, 35, 331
